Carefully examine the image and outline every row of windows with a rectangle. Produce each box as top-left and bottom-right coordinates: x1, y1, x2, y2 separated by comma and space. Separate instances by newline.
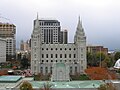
39, 23, 59, 26
40, 66, 79, 74
42, 48, 76, 51
42, 54, 76, 58
41, 60, 78, 63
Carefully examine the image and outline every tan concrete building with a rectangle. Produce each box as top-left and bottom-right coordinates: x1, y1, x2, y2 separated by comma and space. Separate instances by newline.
0, 22, 16, 60
0, 38, 6, 63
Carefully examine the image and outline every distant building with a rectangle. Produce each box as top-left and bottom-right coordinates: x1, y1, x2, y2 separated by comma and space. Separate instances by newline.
16, 40, 31, 60
0, 22, 16, 60
87, 45, 108, 55
0, 38, 6, 63
31, 15, 86, 75
20, 40, 31, 51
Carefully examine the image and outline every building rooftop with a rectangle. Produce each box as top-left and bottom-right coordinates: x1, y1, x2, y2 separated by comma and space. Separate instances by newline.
30, 80, 104, 89
0, 76, 22, 83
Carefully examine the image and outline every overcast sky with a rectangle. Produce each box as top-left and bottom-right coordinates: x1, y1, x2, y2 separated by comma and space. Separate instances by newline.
0, 0, 120, 50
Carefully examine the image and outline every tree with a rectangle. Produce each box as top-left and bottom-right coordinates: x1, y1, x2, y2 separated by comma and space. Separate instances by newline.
87, 52, 93, 66
87, 52, 98, 66
20, 81, 33, 90
114, 52, 120, 61
40, 82, 52, 90
98, 83, 116, 90
21, 55, 30, 69
87, 52, 107, 67
102, 56, 112, 68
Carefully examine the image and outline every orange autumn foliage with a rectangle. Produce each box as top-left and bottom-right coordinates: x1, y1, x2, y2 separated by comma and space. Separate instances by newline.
0, 70, 8, 76
85, 67, 117, 80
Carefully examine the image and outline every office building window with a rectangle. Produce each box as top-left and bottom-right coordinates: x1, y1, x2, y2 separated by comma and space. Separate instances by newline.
75, 67, 77, 73
70, 67, 72, 74
55, 54, 57, 58
81, 54, 83, 58
69, 54, 71, 58
34, 54, 36, 58
40, 67, 43, 73
51, 54, 53, 58
46, 54, 48, 58
34, 42, 36, 46
42, 54, 44, 58
50, 67, 52, 74
64, 54, 67, 58
60, 54, 62, 58
74, 54, 76, 58
74, 48, 76, 50
45, 67, 48, 74
81, 48, 83, 52
51, 60, 53, 62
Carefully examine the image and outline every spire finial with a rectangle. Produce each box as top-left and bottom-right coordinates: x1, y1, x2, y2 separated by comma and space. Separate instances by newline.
79, 15, 80, 22
35, 12, 39, 29
37, 12, 39, 20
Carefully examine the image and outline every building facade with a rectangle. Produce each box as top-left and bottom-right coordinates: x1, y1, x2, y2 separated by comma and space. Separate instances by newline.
31, 15, 86, 75
0, 38, 6, 63
87, 45, 108, 55
20, 40, 31, 51
0, 22, 16, 60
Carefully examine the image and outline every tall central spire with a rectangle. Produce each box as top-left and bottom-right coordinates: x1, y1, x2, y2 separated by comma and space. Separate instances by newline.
37, 12, 39, 20
77, 15, 82, 30
35, 12, 39, 29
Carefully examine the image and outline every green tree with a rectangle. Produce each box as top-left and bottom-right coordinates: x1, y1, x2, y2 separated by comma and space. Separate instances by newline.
102, 56, 112, 68
21, 55, 30, 69
20, 81, 33, 90
87, 52, 93, 66
114, 52, 120, 61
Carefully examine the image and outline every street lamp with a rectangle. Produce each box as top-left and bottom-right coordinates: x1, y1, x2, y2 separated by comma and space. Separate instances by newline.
100, 47, 101, 67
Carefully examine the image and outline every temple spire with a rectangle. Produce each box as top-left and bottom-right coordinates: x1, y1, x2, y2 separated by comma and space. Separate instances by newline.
35, 12, 39, 29
77, 15, 82, 29
37, 12, 39, 20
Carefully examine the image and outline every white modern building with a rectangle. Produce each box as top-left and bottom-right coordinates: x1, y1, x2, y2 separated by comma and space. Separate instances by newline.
0, 38, 6, 63
6, 38, 16, 57
31, 15, 87, 75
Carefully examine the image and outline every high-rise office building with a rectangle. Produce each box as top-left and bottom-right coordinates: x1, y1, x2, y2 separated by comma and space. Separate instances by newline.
60, 30, 68, 44
34, 16, 67, 44
34, 18, 61, 44
0, 22, 16, 60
